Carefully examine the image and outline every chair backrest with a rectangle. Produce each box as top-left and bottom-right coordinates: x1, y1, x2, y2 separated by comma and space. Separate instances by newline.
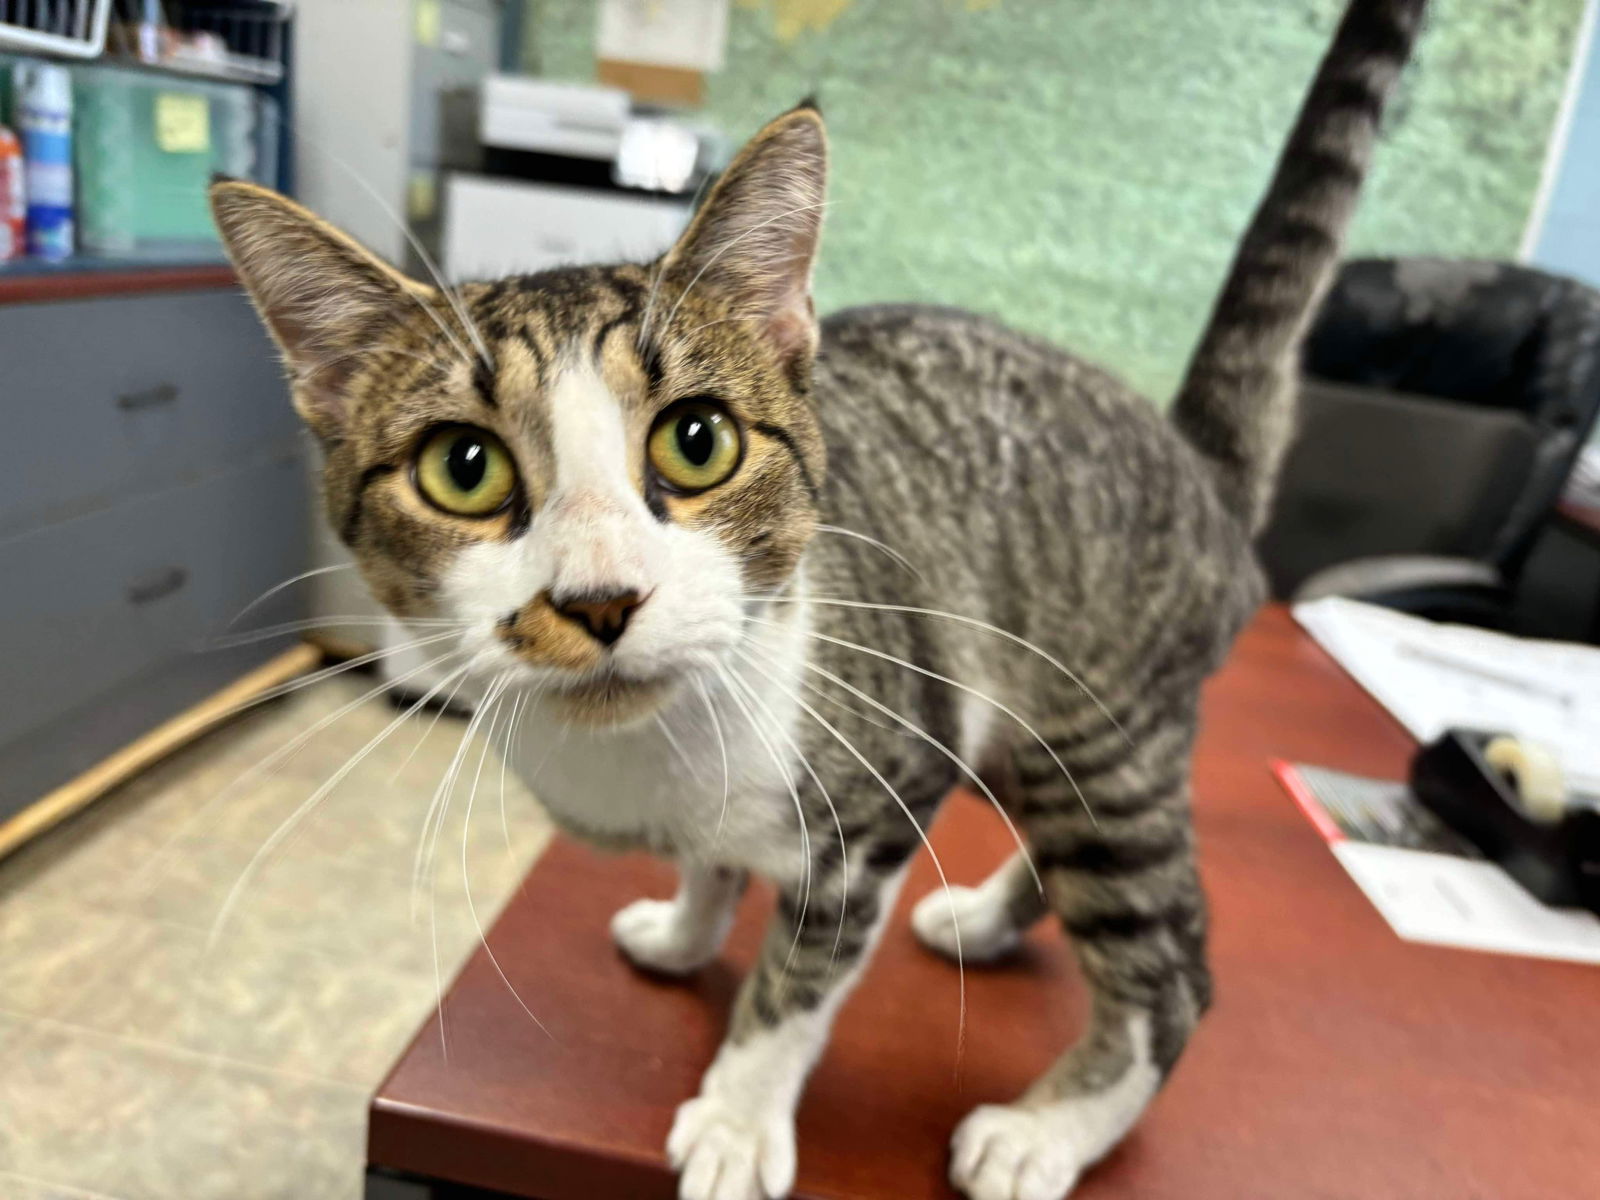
1259, 258, 1600, 597
1258, 380, 1539, 596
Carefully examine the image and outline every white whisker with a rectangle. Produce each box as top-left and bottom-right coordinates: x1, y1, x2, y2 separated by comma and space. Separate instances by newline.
637, 168, 718, 350
412, 660, 499, 919
713, 661, 814, 992
692, 676, 731, 843
813, 524, 924, 580
655, 711, 701, 781
656, 201, 832, 344
421, 668, 502, 1062
726, 649, 853, 974
226, 563, 356, 628
784, 666, 907, 737
757, 619, 1095, 829
461, 681, 552, 1038
502, 689, 565, 807
388, 661, 482, 784
134, 635, 467, 884
775, 674, 966, 1058
762, 596, 1130, 748
207, 615, 462, 649
204, 650, 470, 951
296, 129, 489, 370
805, 659, 1040, 895
497, 688, 529, 863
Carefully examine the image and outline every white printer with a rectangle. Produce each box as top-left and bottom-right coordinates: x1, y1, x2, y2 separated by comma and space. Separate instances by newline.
444, 75, 724, 282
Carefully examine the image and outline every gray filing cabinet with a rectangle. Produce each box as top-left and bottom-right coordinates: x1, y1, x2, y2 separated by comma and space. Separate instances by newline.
0, 283, 309, 816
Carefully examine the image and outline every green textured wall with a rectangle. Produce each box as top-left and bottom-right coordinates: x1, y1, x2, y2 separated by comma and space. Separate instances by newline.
523, 0, 1585, 401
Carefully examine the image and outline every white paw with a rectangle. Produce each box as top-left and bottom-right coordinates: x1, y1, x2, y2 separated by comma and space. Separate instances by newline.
611, 898, 717, 976
950, 1103, 1086, 1200
668, 1094, 796, 1200
912, 884, 1020, 964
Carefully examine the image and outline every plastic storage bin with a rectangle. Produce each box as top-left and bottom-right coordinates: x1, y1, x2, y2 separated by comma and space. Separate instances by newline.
73, 63, 278, 254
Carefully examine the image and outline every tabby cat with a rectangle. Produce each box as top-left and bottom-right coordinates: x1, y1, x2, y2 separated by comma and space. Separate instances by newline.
211, 1, 1425, 1195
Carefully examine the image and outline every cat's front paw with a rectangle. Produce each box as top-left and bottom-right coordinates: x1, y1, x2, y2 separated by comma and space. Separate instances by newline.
611, 898, 719, 976
950, 1103, 1084, 1200
667, 1093, 796, 1200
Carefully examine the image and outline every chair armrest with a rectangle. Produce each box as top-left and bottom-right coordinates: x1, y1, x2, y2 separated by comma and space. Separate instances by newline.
1294, 555, 1510, 626
1295, 555, 1502, 601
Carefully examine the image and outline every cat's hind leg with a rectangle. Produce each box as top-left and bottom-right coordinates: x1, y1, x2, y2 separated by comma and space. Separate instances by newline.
613, 863, 748, 976
912, 738, 1049, 963
949, 717, 1209, 1200
911, 850, 1047, 962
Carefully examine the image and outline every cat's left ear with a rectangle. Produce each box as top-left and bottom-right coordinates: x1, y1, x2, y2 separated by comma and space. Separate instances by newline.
660, 102, 827, 373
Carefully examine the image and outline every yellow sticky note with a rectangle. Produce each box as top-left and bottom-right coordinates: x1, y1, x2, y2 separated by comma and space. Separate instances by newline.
155, 92, 210, 154
407, 171, 437, 222
415, 0, 440, 47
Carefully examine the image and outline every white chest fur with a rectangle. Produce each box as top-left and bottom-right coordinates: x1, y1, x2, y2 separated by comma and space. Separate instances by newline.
498, 608, 814, 885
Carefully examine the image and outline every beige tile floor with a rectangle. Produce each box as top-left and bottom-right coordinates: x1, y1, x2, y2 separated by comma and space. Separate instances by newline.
0, 673, 554, 1200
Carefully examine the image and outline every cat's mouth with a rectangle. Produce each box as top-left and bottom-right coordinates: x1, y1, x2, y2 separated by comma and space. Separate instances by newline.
544, 669, 675, 728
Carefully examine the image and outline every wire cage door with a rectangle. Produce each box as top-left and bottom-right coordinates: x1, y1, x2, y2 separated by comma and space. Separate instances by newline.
0, 0, 112, 57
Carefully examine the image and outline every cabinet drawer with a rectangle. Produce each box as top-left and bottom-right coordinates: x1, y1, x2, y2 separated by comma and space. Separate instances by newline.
0, 448, 308, 749
0, 637, 299, 812
0, 289, 297, 535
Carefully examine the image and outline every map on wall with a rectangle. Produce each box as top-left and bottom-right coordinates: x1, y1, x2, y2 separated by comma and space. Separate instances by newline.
533, 0, 1591, 402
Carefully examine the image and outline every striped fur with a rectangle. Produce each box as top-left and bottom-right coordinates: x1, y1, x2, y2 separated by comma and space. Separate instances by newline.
1171, 0, 1429, 532
211, 8, 1425, 1198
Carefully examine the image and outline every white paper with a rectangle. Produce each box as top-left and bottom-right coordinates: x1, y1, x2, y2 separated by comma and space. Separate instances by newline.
1294, 597, 1600, 795
1280, 763, 1600, 964
598, 0, 729, 72
1332, 842, 1600, 964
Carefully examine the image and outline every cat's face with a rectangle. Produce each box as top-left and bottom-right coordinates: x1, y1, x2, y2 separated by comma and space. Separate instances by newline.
213, 106, 828, 727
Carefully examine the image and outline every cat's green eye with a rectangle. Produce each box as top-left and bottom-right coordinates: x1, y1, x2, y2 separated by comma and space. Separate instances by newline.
414, 425, 517, 516
648, 401, 742, 494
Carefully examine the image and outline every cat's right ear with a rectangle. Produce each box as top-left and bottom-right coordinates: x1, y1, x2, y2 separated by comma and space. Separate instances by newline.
210, 180, 428, 438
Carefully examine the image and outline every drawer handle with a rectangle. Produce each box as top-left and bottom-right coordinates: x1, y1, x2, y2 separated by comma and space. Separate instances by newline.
117, 383, 180, 411
127, 566, 189, 605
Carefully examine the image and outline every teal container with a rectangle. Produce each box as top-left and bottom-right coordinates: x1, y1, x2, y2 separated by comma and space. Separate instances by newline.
73, 65, 278, 255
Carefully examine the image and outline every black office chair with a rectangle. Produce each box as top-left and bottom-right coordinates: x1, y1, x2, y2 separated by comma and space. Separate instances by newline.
1258, 257, 1600, 627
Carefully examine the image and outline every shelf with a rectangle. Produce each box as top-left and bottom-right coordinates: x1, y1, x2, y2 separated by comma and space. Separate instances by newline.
0, 44, 278, 88
0, 251, 236, 305
103, 49, 283, 86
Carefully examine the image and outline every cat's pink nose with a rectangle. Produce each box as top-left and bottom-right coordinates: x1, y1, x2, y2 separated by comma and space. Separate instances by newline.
549, 588, 647, 646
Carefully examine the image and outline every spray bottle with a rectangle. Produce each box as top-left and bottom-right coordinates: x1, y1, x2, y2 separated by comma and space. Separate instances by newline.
0, 124, 23, 262
13, 61, 74, 261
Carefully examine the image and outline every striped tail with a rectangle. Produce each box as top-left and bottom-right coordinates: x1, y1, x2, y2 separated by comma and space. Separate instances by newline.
1170, 0, 1428, 532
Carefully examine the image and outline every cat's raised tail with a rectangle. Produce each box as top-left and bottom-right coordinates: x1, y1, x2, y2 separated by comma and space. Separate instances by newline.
1170, 0, 1428, 532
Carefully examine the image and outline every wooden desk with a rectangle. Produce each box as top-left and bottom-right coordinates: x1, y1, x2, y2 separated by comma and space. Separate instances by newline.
368, 607, 1599, 1199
